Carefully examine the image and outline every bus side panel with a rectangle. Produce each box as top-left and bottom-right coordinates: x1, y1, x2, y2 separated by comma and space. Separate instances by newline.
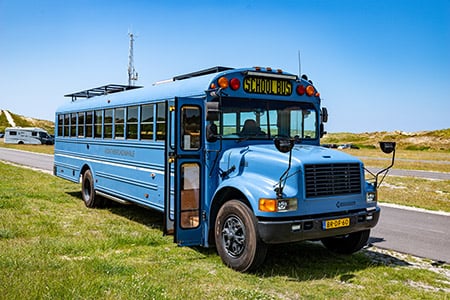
55, 138, 166, 211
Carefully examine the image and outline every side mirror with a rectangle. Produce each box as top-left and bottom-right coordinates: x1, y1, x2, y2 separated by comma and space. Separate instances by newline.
206, 101, 220, 121
380, 141, 396, 154
365, 141, 396, 188
320, 123, 327, 138
206, 123, 218, 142
321, 107, 328, 123
274, 137, 295, 153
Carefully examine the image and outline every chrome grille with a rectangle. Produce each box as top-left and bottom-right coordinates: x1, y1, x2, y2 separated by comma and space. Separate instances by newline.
304, 163, 361, 198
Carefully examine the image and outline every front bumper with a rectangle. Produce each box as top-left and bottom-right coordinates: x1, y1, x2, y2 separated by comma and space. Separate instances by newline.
257, 207, 380, 244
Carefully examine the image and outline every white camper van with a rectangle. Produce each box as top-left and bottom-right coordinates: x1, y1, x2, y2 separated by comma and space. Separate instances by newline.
4, 127, 54, 145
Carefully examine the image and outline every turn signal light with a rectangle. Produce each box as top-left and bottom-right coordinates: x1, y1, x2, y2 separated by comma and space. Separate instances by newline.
259, 199, 277, 212
218, 77, 229, 89
259, 198, 298, 212
306, 85, 315, 96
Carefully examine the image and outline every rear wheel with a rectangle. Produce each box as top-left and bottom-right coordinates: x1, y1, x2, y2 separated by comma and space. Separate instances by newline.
215, 200, 267, 272
81, 169, 104, 208
321, 229, 370, 254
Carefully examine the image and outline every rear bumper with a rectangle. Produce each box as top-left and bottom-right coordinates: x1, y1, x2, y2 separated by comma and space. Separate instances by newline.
257, 207, 380, 244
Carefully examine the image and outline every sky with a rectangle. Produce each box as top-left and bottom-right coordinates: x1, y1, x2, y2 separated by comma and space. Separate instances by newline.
0, 0, 449, 133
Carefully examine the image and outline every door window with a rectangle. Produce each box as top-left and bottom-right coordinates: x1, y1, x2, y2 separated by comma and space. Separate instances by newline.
180, 163, 200, 229
181, 106, 201, 150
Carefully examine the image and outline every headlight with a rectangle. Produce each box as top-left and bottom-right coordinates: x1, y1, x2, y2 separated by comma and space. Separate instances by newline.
259, 198, 297, 212
366, 192, 377, 203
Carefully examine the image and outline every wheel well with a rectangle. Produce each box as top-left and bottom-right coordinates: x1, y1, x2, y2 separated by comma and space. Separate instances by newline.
80, 164, 91, 181
208, 187, 252, 245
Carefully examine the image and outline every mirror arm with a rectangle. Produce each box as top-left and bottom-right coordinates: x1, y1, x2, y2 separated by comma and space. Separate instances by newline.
365, 144, 396, 189
208, 135, 223, 177
375, 147, 396, 188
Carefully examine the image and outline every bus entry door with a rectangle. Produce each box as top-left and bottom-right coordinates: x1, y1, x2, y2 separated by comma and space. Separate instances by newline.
169, 97, 204, 246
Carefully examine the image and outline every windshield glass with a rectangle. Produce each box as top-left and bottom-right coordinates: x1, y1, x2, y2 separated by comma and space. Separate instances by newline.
215, 99, 317, 140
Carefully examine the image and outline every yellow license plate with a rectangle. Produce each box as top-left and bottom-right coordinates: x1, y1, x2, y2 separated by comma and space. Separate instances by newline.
323, 218, 350, 230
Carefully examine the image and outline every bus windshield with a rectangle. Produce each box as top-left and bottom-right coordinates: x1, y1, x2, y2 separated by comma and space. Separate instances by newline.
218, 98, 317, 140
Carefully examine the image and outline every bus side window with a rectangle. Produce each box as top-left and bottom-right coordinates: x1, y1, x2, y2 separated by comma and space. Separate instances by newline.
127, 106, 138, 139
141, 104, 154, 140
57, 115, 63, 137
64, 114, 70, 137
86, 111, 93, 138
156, 103, 166, 141
104, 109, 113, 139
94, 110, 103, 138
78, 112, 85, 138
114, 107, 125, 139
181, 106, 201, 150
70, 113, 77, 137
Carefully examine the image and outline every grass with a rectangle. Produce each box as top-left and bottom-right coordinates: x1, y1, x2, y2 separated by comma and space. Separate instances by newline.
1, 162, 450, 299
341, 148, 450, 173
0, 142, 54, 155
378, 176, 450, 212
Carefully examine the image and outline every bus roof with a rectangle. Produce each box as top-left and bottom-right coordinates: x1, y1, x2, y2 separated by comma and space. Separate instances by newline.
56, 66, 301, 114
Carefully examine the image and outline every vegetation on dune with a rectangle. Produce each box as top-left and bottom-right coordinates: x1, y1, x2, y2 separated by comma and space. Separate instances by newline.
0, 110, 54, 134
322, 129, 450, 151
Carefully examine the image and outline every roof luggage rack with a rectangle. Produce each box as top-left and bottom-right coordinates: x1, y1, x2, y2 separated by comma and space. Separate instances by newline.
173, 66, 233, 81
65, 84, 142, 101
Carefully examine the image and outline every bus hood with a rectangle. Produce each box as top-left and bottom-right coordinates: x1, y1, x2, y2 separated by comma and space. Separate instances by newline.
219, 144, 362, 180
218, 144, 365, 214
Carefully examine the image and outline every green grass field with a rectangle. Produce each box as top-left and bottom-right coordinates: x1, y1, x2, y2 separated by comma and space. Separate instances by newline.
1, 162, 450, 299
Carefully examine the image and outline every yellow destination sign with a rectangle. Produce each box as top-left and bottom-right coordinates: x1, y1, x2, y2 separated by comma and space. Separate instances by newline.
243, 76, 292, 96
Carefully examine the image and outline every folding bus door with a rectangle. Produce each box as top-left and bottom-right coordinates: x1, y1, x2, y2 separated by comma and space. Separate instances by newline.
164, 97, 204, 246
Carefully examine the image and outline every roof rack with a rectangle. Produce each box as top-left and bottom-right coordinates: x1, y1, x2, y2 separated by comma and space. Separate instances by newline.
65, 84, 142, 101
173, 66, 233, 81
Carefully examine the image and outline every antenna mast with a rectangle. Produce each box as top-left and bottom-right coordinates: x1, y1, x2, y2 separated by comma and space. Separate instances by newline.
128, 33, 138, 86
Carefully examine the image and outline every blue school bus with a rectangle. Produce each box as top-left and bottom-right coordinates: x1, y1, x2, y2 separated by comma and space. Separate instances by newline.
54, 66, 395, 271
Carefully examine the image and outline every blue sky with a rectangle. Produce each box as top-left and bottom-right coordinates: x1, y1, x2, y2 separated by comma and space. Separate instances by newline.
0, 0, 449, 133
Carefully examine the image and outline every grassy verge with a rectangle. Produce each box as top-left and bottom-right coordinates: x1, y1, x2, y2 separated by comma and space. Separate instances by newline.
341, 148, 450, 173
0, 140, 54, 155
1, 162, 449, 299
378, 177, 450, 212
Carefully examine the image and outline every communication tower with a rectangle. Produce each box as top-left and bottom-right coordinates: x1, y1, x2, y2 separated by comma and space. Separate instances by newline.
128, 33, 138, 86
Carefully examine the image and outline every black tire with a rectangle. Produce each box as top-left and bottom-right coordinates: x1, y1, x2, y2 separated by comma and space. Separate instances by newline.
81, 169, 103, 208
321, 229, 370, 254
215, 200, 267, 272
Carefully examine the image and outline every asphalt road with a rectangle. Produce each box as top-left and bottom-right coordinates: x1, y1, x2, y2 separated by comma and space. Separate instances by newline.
372, 204, 450, 263
0, 147, 53, 174
1, 147, 449, 262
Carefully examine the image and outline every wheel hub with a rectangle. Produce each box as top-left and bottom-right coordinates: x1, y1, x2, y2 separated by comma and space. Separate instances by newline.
221, 215, 246, 257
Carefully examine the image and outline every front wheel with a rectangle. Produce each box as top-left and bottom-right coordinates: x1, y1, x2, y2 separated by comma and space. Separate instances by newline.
321, 229, 370, 254
215, 200, 267, 272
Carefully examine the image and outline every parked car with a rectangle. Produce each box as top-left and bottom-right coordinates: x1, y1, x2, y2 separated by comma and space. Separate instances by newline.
321, 143, 338, 148
338, 143, 360, 149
